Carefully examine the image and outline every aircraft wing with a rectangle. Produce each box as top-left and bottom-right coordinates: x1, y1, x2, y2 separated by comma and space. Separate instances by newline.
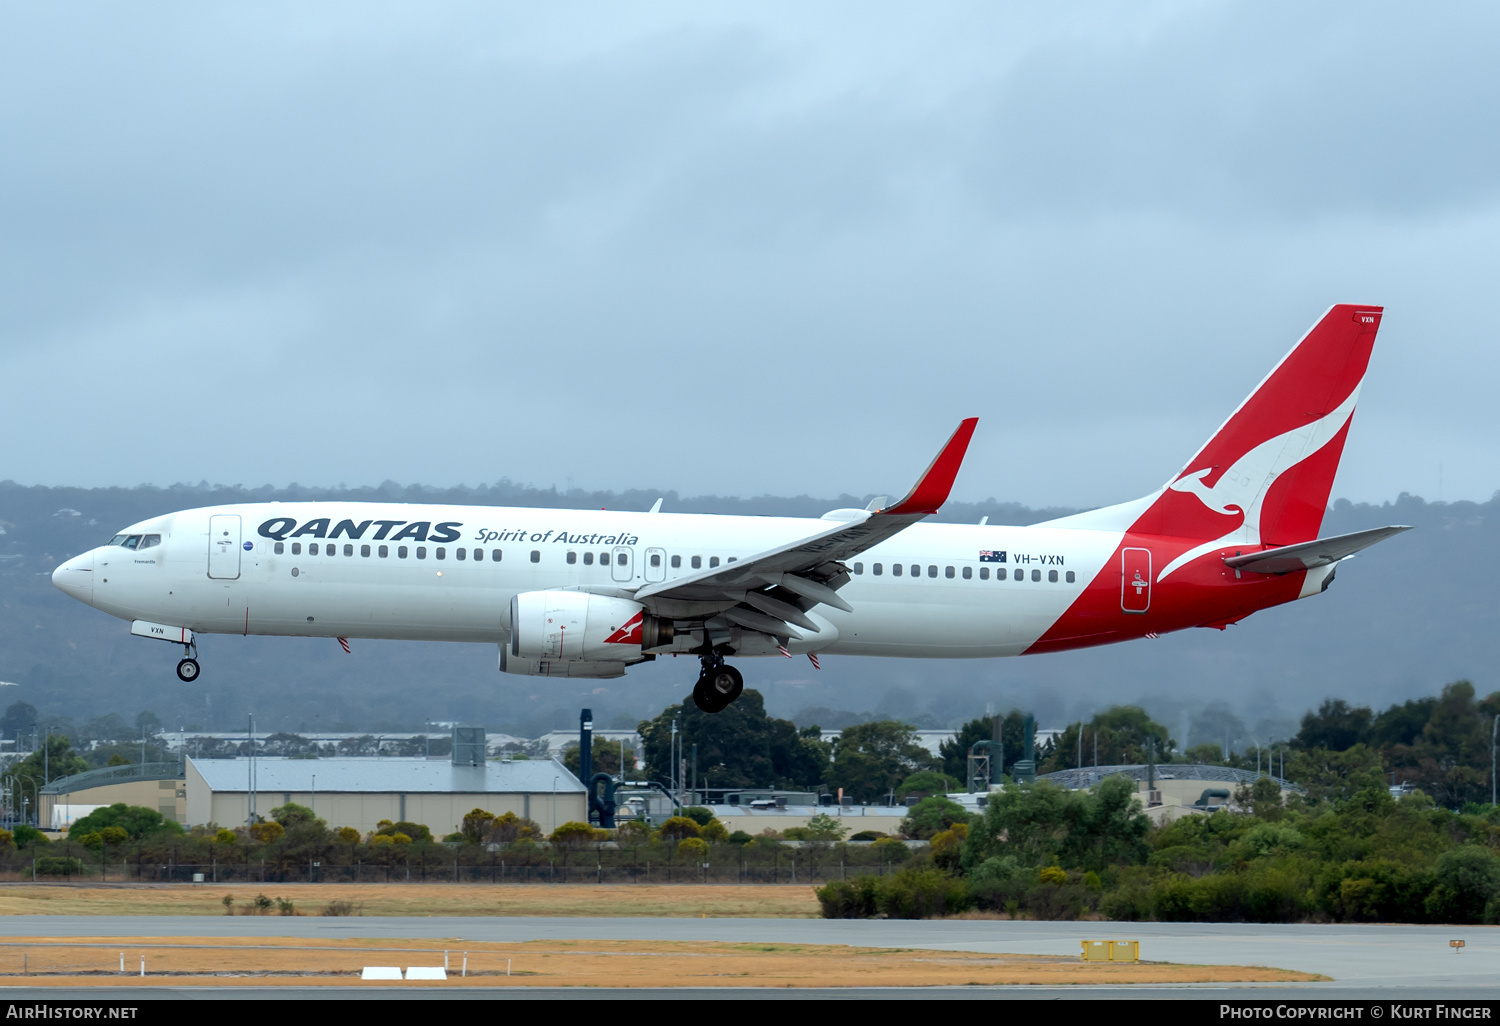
1222, 525, 1412, 576
632, 419, 978, 634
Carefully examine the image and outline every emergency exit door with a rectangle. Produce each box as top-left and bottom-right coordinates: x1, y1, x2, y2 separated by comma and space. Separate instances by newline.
208, 514, 242, 579
1120, 547, 1151, 613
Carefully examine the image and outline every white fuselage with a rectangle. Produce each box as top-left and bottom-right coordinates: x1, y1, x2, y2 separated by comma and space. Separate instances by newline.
55, 501, 1123, 660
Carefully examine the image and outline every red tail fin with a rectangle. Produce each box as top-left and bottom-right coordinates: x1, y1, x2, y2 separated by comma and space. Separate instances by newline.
1130, 304, 1383, 546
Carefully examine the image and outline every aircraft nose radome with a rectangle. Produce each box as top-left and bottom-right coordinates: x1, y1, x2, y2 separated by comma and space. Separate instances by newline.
52, 552, 93, 604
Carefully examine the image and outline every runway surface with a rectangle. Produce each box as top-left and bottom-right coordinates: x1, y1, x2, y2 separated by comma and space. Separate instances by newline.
0, 917, 1492, 998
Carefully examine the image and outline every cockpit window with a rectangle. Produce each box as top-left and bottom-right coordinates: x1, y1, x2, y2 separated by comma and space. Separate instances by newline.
138, 534, 161, 550
121, 535, 141, 550
108, 534, 127, 546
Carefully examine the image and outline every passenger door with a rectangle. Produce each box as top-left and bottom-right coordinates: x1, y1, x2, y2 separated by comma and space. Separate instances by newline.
208, 515, 242, 580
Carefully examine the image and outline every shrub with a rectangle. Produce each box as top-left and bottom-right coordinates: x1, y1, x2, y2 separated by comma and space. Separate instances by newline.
899, 797, 971, 840
214, 829, 238, 845
322, 899, 362, 917
549, 821, 598, 849
35, 856, 83, 877
817, 867, 971, 920
699, 819, 729, 843
849, 831, 887, 841
681, 807, 716, 827
677, 838, 710, 862
871, 837, 911, 863
12, 826, 47, 847
657, 817, 702, 842
1425, 847, 1500, 924
727, 830, 753, 845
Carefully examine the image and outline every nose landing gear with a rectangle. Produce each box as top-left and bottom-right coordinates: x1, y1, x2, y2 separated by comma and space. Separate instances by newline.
692, 654, 743, 714
176, 641, 200, 682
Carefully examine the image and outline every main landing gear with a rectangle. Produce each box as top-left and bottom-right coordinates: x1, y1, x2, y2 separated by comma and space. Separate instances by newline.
692, 654, 743, 714
176, 641, 200, 682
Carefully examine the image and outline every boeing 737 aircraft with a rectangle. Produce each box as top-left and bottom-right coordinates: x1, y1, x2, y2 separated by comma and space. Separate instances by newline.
53, 304, 1407, 713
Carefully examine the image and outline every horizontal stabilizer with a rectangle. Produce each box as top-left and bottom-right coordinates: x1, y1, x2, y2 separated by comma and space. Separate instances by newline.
1223, 525, 1411, 576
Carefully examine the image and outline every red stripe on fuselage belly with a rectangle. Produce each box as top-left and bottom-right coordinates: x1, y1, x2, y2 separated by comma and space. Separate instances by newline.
1023, 532, 1308, 655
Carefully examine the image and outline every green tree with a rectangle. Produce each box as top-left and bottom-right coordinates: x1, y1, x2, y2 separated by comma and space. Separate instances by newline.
961, 776, 1149, 874
657, 816, 701, 841
896, 770, 959, 800
1293, 699, 1373, 751
1039, 706, 1173, 773
0, 702, 37, 740
68, 803, 184, 840
10, 734, 87, 797
829, 721, 933, 803
269, 803, 323, 829
562, 737, 638, 778
1424, 847, 1500, 924
461, 808, 496, 844
638, 691, 829, 790
899, 796, 971, 840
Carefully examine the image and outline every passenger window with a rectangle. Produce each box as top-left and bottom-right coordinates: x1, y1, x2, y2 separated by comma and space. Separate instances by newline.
583, 552, 594, 566
473, 549, 482, 561
692, 556, 702, 569
670, 555, 681, 568
979, 567, 989, 580
291, 543, 302, 556
1013, 568, 1023, 580
398, 546, 408, 559
910, 565, 920, 577
927, 565, 937, 578
709, 557, 720, 568
727, 557, 737, 562
491, 549, 502, 562
567, 551, 577, 564
436, 547, 446, 560
379, 545, 389, 558
274, 542, 284, 555
1049, 569, 1058, 583
600, 552, 609, 565
457, 547, 467, 561
1066, 571, 1076, 583
944, 566, 955, 579
530, 550, 540, 563
360, 544, 371, 557
962, 566, 972, 580
343, 544, 354, 557
649, 553, 661, 567
853, 562, 863, 575
1031, 569, 1041, 582
616, 553, 627, 565
873, 563, 883, 576
416, 546, 427, 559
310, 543, 320, 556
892, 564, 902, 577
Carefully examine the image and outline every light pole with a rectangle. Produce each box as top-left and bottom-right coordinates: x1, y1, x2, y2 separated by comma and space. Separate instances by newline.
552, 775, 559, 833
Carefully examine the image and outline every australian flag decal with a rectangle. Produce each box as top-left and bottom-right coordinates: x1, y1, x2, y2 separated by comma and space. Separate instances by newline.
979, 550, 1007, 563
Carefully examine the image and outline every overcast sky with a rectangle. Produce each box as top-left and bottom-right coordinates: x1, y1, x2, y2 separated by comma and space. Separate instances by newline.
3, 2, 1497, 509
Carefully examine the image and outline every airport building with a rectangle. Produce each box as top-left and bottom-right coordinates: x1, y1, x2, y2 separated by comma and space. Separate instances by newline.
184, 756, 586, 836
40, 762, 188, 830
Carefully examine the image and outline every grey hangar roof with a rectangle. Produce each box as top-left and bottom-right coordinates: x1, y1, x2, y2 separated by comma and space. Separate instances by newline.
187, 757, 585, 795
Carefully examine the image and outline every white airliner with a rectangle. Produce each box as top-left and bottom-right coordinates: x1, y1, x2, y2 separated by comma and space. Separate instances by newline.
54, 305, 1407, 713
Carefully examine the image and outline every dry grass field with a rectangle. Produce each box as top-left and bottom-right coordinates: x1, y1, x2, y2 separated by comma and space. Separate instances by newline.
0, 936, 1325, 988
0, 882, 822, 918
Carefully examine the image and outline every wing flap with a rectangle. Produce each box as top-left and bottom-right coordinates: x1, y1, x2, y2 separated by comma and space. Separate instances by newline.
633, 418, 978, 614
1223, 525, 1411, 575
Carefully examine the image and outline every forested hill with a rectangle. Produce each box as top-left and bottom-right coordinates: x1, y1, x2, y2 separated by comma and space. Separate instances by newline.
0, 480, 1494, 741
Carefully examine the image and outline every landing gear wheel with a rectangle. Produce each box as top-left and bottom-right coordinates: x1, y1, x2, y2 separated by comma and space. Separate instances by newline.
691, 663, 743, 713
176, 658, 200, 682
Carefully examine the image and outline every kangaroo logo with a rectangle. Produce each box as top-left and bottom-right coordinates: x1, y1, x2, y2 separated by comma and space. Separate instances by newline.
1156, 384, 1362, 581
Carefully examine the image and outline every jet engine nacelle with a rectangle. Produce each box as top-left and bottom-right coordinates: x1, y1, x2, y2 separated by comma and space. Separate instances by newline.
510, 591, 648, 662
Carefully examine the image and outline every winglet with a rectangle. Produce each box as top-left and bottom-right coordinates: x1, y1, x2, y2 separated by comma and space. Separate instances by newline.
881, 418, 979, 516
